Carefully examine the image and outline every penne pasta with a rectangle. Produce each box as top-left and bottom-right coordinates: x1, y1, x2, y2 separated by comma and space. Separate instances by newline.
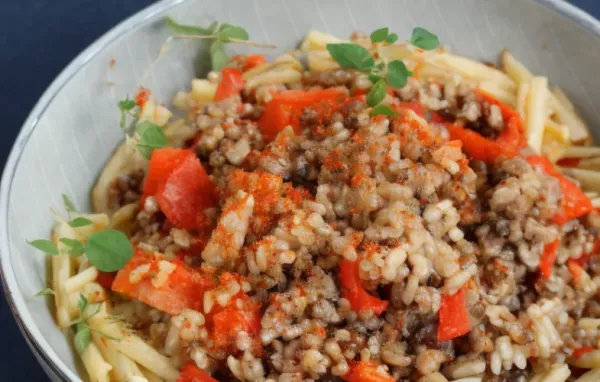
560, 167, 600, 192
244, 66, 302, 89
64, 266, 98, 295
437, 52, 516, 91
300, 29, 345, 51
503, 50, 590, 144
140, 366, 165, 382
569, 349, 600, 369
93, 331, 146, 382
80, 341, 113, 382
87, 306, 179, 382
525, 76, 549, 153
561, 145, 600, 159
478, 80, 516, 106
575, 367, 600, 382
51, 220, 78, 328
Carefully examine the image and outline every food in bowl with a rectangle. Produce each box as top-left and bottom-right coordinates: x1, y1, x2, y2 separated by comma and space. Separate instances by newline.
27, 18, 600, 382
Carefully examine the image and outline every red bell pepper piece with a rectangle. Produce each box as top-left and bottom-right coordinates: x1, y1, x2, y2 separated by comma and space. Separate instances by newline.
112, 248, 213, 315
526, 155, 592, 225
446, 90, 525, 163
214, 68, 245, 102
154, 152, 217, 230
135, 87, 151, 108
96, 271, 117, 290
241, 54, 267, 72
556, 157, 581, 168
342, 361, 395, 382
211, 294, 261, 354
539, 239, 560, 279
339, 260, 388, 316
143, 148, 195, 198
573, 346, 595, 359
438, 287, 471, 341
177, 362, 218, 382
567, 259, 584, 284
258, 88, 347, 142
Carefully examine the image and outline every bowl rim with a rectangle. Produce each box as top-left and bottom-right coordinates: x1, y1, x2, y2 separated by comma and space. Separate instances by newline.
1, 0, 599, 380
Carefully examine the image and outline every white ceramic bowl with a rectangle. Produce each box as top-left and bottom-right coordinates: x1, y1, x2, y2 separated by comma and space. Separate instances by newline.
3, 0, 600, 380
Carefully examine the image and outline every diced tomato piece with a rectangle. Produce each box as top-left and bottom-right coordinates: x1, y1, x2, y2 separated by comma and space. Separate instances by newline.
211, 294, 261, 354
191, 133, 202, 148
438, 287, 471, 341
155, 154, 217, 230
573, 346, 595, 359
539, 239, 560, 279
214, 68, 245, 102
339, 260, 388, 316
342, 361, 395, 382
143, 148, 195, 198
97, 271, 117, 290
258, 88, 347, 142
447, 90, 525, 163
526, 155, 592, 225
112, 248, 213, 315
241, 54, 267, 72
567, 259, 584, 284
135, 87, 151, 107
556, 157, 581, 168
177, 362, 218, 382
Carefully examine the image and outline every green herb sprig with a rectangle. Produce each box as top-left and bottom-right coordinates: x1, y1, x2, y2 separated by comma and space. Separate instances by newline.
71, 294, 120, 354
326, 27, 439, 116
165, 16, 273, 71
118, 97, 137, 129
115, 97, 168, 159
28, 228, 133, 272
34, 288, 55, 297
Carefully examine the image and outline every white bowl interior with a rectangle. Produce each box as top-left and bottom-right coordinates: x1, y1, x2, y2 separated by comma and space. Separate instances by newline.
4, 0, 600, 380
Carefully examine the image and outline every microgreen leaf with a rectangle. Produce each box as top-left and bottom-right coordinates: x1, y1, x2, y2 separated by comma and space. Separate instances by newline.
34, 288, 55, 297
136, 121, 168, 159
28, 240, 58, 255
386, 60, 413, 88
165, 16, 214, 35
60, 238, 85, 257
62, 194, 77, 213
118, 98, 136, 111
207, 21, 219, 34
326, 43, 375, 72
366, 79, 387, 107
370, 27, 389, 43
370, 104, 398, 117
385, 33, 398, 44
85, 229, 134, 272
74, 322, 91, 355
410, 27, 439, 50
69, 217, 93, 228
118, 97, 137, 129
210, 40, 228, 71
368, 74, 382, 84
218, 23, 249, 42
77, 293, 89, 313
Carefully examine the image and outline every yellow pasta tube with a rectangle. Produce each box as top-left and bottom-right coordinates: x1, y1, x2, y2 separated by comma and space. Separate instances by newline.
525, 76, 548, 153
80, 341, 113, 382
87, 308, 179, 381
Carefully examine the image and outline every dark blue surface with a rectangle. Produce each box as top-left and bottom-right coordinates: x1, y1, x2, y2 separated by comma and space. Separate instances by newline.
0, 0, 599, 380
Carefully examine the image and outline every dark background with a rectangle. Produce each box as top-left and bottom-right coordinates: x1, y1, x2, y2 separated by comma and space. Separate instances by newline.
0, 0, 599, 380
